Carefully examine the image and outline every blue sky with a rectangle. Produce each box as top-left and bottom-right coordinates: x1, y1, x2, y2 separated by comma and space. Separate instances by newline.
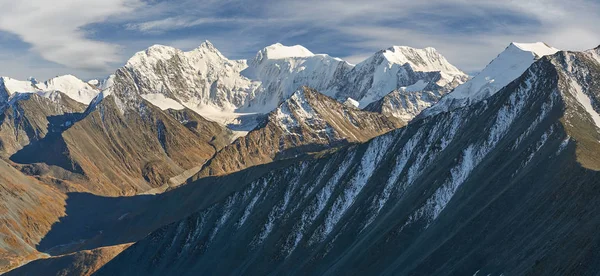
0, 0, 598, 80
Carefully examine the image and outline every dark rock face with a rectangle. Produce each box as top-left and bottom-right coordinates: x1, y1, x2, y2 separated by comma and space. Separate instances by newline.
96, 51, 600, 275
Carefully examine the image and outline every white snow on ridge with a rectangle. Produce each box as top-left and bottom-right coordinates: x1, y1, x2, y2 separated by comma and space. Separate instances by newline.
512, 42, 560, 57
448, 42, 558, 100
588, 47, 600, 64
140, 93, 185, 110
0, 75, 99, 105
257, 43, 315, 60
382, 46, 464, 76
354, 46, 467, 107
38, 75, 100, 104
423, 42, 559, 117
569, 79, 600, 129
344, 98, 359, 108
126, 44, 181, 68
0, 77, 36, 94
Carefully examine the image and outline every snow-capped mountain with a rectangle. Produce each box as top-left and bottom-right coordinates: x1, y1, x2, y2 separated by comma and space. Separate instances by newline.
0, 75, 100, 105
106, 41, 466, 130
94, 46, 600, 276
340, 46, 467, 106
114, 41, 254, 113
421, 42, 560, 117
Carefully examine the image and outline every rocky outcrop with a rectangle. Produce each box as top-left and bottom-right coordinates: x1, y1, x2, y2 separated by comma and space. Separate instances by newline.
193, 87, 403, 178
0, 92, 87, 158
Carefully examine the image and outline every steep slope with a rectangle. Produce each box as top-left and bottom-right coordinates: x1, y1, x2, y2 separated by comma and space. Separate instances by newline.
5, 244, 131, 276
340, 46, 468, 107
363, 89, 441, 122
7, 90, 232, 196
97, 47, 600, 275
193, 86, 402, 177
422, 42, 559, 117
0, 91, 87, 158
0, 159, 66, 273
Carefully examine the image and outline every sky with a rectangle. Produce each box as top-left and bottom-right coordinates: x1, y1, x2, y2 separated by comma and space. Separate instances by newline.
0, 0, 598, 80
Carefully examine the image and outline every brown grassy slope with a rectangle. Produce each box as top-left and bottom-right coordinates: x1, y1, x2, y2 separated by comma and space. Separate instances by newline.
4, 243, 131, 276
0, 159, 66, 273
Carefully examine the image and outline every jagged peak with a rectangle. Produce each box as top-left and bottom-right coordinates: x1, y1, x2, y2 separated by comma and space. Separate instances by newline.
126, 41, 232, 69
276, 86, 326, 110
360, 45, 465, 76
126, 44, 181, 67
188, 40, 228, 60
198, 40, 215, 49
422, 42, 561, 117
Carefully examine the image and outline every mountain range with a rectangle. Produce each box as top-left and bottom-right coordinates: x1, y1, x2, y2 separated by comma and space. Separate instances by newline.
1, 39, 599, 275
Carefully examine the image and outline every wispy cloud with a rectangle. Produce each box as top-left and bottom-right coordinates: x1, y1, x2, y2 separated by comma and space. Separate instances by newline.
0, 0, 144, 74
0, 0, 598, 80
126, 17, 290, 33
123, 0, 599, 72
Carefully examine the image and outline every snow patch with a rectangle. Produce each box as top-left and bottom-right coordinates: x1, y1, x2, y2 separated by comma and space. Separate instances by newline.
140, 93, 185, 110
344, 97, 359, 108
569, 78, 600, 129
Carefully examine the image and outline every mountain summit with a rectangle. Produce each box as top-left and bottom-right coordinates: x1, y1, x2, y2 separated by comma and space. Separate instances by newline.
106, 41, 467, 130
422, 42, 560, 117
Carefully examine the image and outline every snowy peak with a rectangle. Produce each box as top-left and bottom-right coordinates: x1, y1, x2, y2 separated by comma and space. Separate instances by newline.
422, 42, 560, 117
342, 45, 468, 108
124, 41, 229, 68
510, 42, 559, 58
106, 41, 467, 129
188, 40, 229, 60
380, 46, 464, 76
126, 44, 182, 68
254, 43, 315, 62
